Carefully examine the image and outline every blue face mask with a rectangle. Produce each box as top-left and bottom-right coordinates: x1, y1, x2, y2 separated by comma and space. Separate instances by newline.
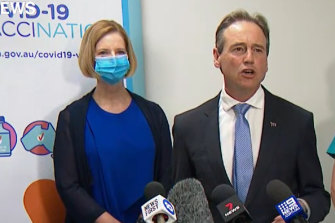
94, 55, 130, 85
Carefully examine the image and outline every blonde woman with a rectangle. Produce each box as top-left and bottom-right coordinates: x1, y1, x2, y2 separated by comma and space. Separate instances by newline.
53, 20, 172, 223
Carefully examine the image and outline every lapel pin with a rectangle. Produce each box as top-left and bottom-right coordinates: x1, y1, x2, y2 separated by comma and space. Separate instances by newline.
270, 122, 277, 127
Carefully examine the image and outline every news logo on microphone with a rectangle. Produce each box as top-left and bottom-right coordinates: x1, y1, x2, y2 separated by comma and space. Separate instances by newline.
141, 194, 176, 223
211, 184, 252, 223
216, 195, 245, 222
275, 195, 307, 222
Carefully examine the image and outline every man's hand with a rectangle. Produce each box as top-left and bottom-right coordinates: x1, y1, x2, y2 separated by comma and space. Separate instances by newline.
95, 212, 121, 223
272, 215, 285, 223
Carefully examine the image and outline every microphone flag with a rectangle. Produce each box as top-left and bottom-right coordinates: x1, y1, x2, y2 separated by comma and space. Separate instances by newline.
141, 194, 177, 223
275, 195, 307, 222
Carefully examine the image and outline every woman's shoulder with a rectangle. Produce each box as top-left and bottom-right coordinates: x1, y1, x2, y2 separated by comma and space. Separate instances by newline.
129, 91, 169, 126
61, 90, 93, 114
130, 91, 163, 111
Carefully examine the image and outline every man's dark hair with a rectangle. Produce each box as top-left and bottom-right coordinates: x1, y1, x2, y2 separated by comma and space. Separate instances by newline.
215, 9, 270, 55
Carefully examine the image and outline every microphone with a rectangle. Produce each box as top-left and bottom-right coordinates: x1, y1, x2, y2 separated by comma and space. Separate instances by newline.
167, 178, 214, 223
211, 184, 252, 223
266, 179, 308, 223
141, 181, 177, 223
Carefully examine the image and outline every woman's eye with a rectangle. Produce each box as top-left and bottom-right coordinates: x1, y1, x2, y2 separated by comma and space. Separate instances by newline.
116, 51, 127, 56
97, 51, 110, 56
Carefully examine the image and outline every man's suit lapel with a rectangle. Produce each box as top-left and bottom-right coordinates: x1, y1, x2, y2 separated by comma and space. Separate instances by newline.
202, 93, 231, 184
245, 88, 280, 205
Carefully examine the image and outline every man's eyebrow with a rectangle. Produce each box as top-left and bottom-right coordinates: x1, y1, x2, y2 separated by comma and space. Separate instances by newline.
231, 42, 246, 47
252, 43, 266, 49
228, 42, 246, 49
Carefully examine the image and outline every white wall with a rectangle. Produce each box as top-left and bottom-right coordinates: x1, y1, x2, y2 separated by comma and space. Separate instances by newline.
141, 0, 335, 222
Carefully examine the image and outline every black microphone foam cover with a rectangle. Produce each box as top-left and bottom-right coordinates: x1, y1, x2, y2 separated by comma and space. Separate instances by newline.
211, 184, 236, 205
266, 179, 293, 204
144, 181, 166, 201
167, 178, 214, 223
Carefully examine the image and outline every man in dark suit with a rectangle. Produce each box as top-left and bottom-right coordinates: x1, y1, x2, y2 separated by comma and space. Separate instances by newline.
172, 9, 330, 223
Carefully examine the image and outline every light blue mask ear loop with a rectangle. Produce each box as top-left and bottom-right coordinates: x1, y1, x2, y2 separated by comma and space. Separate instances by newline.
94, 55, 130, 85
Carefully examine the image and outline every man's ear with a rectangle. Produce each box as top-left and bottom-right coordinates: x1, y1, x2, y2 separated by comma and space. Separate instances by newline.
213, 48, 221, 68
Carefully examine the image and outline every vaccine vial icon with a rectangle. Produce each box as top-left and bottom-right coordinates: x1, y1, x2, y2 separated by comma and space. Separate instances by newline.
0, 116, 11, 156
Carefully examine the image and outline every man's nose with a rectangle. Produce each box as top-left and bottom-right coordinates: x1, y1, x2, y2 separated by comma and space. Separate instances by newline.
243, 49, 254, 63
